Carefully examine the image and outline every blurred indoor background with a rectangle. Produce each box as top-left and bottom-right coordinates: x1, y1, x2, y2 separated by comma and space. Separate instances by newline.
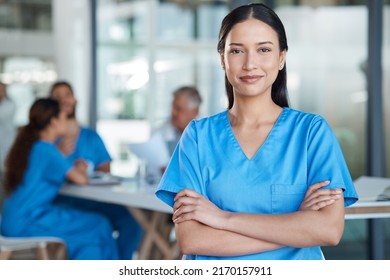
0, 0, 389, 259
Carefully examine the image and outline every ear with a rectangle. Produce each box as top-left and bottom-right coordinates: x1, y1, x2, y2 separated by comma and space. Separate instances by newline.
279, 49, 287, 69
220, 53, 225, 70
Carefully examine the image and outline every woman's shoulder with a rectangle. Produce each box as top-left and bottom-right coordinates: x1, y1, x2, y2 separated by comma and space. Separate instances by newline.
284, 108, 336, 141
80, 126, 99, 137
191, 111, 227, 127
79, 126, 105, 143
30, 140, 60, 160
37, 140, 60, 151
182, 111, 227, 139
284, 107, 326, 125
33, 140, 56, 150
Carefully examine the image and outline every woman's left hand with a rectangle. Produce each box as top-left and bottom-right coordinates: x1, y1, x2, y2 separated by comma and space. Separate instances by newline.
173, 188, 229, 230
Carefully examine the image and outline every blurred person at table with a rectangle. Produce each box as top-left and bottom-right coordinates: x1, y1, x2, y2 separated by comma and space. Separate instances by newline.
49, 81, 143, 259
1, 98, 119, 259
152, 86, 202, 175
156, 3, 358, 260
0, 82, 16, 176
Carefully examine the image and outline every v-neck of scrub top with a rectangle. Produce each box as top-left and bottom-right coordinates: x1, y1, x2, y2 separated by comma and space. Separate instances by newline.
223, 107, 287, 163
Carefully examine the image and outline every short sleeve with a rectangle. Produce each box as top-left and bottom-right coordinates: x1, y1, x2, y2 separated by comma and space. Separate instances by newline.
68, 128, 112, 169
307, 116, 358, 207
88, 129, 112, 167
155, 121, 204, 208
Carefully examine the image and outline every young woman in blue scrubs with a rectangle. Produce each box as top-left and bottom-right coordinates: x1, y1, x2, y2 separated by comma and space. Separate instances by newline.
155, 3, 358, 260
1, 98, 118, 259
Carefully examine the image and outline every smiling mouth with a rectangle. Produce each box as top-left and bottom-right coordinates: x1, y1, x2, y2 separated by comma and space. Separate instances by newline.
240, 75, 262, 83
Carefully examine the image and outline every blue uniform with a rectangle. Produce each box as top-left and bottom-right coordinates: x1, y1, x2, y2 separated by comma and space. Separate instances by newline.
65, 127, 111, 168
156, 108, 359, 260
1, 141, 118, 260
55, 127, 143, 260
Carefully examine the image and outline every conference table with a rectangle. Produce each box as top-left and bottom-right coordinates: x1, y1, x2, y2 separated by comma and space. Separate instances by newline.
60, 176, 390, 260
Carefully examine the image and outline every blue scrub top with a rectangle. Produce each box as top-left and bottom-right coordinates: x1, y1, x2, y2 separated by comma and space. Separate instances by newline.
1, 140, 120, 260
65, 127, 111, 168
156, 107, 359, 260
1, 141, 72, 234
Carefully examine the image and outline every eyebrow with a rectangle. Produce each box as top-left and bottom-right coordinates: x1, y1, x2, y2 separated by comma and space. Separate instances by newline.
229, 41, 274, 46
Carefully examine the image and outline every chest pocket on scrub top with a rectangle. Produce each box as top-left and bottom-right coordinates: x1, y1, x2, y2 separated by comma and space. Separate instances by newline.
271, 184, 307, 214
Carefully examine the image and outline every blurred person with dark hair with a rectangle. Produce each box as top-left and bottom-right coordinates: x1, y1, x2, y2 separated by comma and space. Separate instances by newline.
1, 98, 119, 259
49, 81, 142, 259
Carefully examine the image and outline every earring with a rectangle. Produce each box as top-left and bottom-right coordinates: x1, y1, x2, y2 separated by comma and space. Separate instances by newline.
279, 64, 284, 70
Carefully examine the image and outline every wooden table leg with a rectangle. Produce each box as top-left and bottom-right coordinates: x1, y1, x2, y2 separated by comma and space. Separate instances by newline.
128, 208, 180, 260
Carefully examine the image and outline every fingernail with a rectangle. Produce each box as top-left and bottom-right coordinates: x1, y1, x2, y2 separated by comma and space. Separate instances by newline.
324, 180, 330, 184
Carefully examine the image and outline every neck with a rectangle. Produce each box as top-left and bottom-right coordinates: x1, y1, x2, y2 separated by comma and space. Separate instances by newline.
66, 118, 80, 137
229, 96, 282, 126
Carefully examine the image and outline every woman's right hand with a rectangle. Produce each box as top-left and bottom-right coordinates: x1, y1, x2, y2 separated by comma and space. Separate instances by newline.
66, 159, 89, 185
299, 181, 343, 211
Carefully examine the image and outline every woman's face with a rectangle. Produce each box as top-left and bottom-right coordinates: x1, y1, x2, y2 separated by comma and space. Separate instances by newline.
221, 18, 286, 100
51, 85, 77, 118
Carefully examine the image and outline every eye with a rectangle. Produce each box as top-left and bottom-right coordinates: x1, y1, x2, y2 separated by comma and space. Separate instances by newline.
259, 48, 271, 53
229, 49, 243, 54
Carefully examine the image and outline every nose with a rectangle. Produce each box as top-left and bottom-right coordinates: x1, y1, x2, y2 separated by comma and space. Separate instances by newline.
242, 51, 258, 71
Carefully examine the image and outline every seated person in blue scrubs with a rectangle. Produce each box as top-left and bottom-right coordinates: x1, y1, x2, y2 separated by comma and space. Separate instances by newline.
50, 81, 143, 260
155, 3, 358, 260
1, 98, 119, 260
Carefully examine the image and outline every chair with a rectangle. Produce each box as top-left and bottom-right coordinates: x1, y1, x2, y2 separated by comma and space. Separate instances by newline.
0, 213, 67, 260
0, 234, 68, 260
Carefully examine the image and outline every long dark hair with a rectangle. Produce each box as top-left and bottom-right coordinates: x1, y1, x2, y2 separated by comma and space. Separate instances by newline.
217, 3, 289, 109
4, 98, 61, 196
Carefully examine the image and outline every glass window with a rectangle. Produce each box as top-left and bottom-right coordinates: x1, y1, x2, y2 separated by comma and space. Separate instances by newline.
0, 57, 56, 127
277, 5, 367, 180
0, 0, 52, 31
96, 0, 227, 177
0, 0, 55, 128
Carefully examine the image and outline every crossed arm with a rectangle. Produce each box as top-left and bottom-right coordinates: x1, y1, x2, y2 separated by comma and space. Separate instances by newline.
173, 181, 345, 257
